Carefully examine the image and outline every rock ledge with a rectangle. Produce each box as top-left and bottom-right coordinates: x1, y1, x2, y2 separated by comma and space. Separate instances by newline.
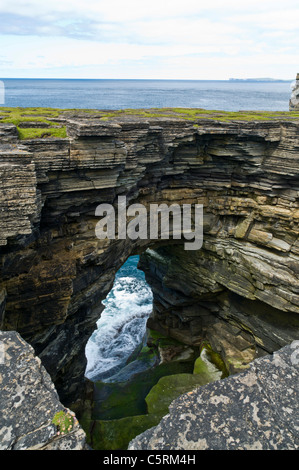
129, 342, 299, 450
0, 331, 86, 450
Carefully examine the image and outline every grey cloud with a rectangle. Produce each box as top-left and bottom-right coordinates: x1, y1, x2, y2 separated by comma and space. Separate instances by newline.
0, 12, 105, 40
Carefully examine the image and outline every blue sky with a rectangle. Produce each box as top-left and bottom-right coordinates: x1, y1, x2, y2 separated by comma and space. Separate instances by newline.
0, 0, 298, 79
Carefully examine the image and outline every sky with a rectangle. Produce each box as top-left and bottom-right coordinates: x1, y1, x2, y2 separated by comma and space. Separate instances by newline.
0, 0, 298, 80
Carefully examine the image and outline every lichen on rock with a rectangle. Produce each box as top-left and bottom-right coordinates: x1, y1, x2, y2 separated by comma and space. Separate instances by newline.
0, 331, 86, 450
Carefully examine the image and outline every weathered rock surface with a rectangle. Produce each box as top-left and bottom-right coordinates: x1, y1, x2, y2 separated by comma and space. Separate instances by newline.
129, 341, 299, 450
290, 73, 299, 111
140, 241, 299, 375
0, 113, 298, 405
0, 145, 40, 246
0, 331, 86, 450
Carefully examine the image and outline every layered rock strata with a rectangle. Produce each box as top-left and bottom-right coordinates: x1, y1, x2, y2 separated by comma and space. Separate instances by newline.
0, 113, 298, 405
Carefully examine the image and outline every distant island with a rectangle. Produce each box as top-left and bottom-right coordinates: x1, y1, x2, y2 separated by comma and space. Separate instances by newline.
229, 78, 291, 82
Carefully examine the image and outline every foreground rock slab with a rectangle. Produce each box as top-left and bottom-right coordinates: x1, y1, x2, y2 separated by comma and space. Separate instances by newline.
0, 331, 86, 450
129, 342, 299, 450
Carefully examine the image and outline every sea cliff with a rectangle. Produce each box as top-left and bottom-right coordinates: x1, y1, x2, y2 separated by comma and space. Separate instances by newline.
0, 107, 298, 449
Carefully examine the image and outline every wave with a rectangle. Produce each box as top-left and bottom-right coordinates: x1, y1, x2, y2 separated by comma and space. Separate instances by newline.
85, 256, 153, 382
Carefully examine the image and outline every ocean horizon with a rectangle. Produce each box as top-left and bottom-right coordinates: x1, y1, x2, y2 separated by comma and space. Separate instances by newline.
0, 78, 293, 112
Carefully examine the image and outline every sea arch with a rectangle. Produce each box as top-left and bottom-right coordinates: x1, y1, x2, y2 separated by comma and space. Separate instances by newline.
0, 113, 298, 404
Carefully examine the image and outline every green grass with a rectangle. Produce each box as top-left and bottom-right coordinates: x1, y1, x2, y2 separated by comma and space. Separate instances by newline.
0, 107, 67, 140
96, 107, 299, 122
17, 127, 67, 140
1, 106, 299, 140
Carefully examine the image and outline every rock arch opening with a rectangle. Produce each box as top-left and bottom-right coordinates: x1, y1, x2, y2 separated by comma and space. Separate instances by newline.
85, 254, 153, 383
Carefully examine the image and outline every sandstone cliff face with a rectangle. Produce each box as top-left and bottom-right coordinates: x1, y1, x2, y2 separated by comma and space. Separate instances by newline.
0, 113, 298, 403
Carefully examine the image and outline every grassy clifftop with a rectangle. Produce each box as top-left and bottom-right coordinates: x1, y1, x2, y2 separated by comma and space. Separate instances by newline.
1, 106, 299, 140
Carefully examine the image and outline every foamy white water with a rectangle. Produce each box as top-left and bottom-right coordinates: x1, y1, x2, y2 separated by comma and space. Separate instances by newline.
85, 256, 153, 382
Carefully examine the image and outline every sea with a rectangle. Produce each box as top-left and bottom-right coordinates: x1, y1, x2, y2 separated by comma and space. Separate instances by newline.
1, 78, 294, 111
1, 78, 293, 381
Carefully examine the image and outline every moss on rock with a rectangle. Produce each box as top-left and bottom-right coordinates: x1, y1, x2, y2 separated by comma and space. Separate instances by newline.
90, 414, 163, 450
201, 343, 229, 379
93, 359, 195, 421
52, 409, 75, 435
145, 372, 213, 415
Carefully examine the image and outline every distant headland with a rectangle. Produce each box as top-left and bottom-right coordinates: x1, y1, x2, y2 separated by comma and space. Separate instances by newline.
229, 77, 291, 82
